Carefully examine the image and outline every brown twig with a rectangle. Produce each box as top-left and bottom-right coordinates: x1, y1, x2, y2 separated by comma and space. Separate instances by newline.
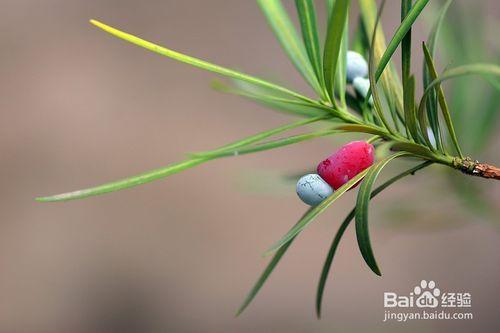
453, 157, 500, 180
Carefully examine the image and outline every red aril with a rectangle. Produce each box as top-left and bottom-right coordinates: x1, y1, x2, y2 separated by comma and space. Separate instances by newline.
317, 141, 375, 190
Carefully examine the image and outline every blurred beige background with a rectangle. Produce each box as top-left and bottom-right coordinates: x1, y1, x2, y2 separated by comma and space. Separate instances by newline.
0, 0, 499, 332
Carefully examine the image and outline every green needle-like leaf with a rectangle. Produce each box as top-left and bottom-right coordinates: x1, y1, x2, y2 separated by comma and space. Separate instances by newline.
351, 17, 369, 55
335, 15, 349, 109
423, 0, 452, 152
401, 0, 412, 139
367, 0, 396, 135
390, 142, 437, 160
212, 80, 330, 117
257, 0, 323, 97
295, 0, 325, 92
236, 233, 296, 316
191, 129, 343, 160
335, 124, 387, 136
323, 0, 350, 102
236, 208, 312, 316
359, 0, 404, 120
316, 161, 432, 317
403, 75, 420, 142
355, 152, 410, 276
421, 42, 459, 155
401, 0, 412, 86
191, 115, 331, 157
264, 166, 371, 256
90, 20, 314, 103
38, 128, 347, 202
374, 0, 430, 83
423, 64, 500, 91
36, 158, 208, 202
417, 62, 500, 158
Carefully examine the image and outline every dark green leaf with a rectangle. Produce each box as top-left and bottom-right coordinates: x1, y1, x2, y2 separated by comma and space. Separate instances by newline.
323, 0, 350, 102
374, 0, 430, 83
335, 15, 349, 109
355, 152, 410, 275
316, 161, 432, 317
367, 0, 396, 135
403, 75, 420, 142
351, 17, 369, 55
421, 42, 459, 155
236, 207, 313, 316
418, 62, 500, 158
423, 0, 452, 152
390, 142, 435, 160
401, 0, 412, 139
295, 0, 328, 100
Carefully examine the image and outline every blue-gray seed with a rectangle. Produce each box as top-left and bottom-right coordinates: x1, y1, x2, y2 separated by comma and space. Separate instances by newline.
353, 77, 373, 106
296, 174, 334, 206
346, 51, 368, 83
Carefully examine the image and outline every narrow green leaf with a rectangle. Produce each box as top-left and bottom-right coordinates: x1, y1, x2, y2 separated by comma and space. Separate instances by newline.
374, 0, 430, 83
403, 75, 420, 142
323, 0, 350, 102
401, 0, 412, 86
355, 152, 410, 275
38, 129, 344, 202
264, 166, 371, 256
423, 0, 452, 152
326, 0, 334, 13
335, 124, 387, 136
236, 233, 295, 316
295, 0, 325, 93
191, 115, 330, 157
335, 15, 349, 109
189, 129, 343, 160
90, 20, 314, 103
401, 0, 412, 139
423, 64, 500, 91
236, 206, 315, 316
351, 17, 369, 55
367, 0, 396, 135
212, 80, 330, 117
421, 43, 460, 155
359, 0, 404, 120
418, 62, 500, 158
390, 142, 435, 160
316, 161, 432, 317
257, 0, 323, 96
37, 158, 207, 202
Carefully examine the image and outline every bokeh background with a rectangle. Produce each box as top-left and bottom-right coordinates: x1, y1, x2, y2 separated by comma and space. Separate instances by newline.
0, 0, 499, 332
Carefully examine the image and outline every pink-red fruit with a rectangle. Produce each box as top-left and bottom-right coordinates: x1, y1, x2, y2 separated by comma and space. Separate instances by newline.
317, 141, 375, 190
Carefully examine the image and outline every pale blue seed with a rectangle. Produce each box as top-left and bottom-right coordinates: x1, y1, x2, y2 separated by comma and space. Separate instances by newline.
296, 174, 333, 206
346, 51, 368, 83
353, 77, 373, 106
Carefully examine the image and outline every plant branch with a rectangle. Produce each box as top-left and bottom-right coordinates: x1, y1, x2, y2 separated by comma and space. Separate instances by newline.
453, 158, 500, 180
